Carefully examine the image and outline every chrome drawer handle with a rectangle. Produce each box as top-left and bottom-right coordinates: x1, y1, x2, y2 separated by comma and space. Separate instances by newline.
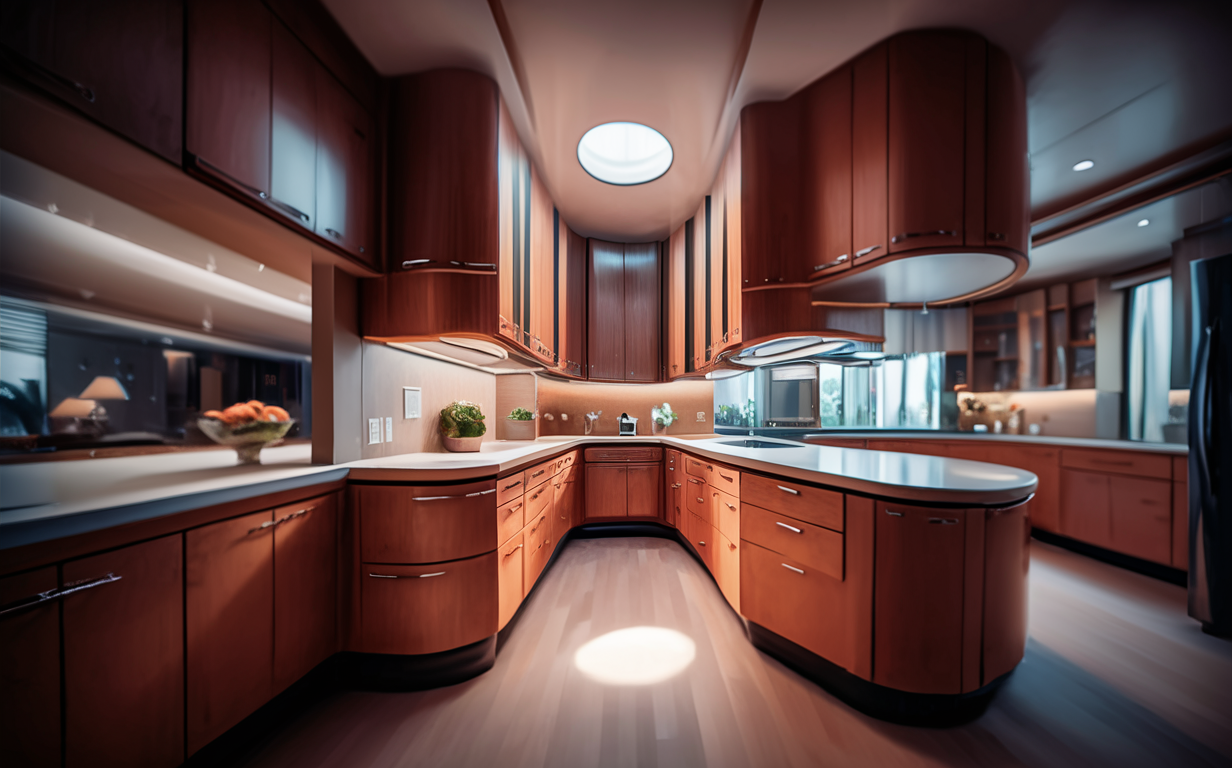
928, 518, 959, 525
502, 480, 523, 491
368, 571, 446, 579
248, 519, 276, 534
718, 472, 734, 481
0, 573, 122, 616
812, 254, 848, 271
696, 497, 704, 504
885, 509, 903, 516
466, 489, 496, 497
781, 564, 805, 575
418, 572, 446, 578
855, 244, 883, 258
776, 485, 800, 495
503, 503, 523, 517
402, 258, 434, 269
503, 545, 523, 558
776, 521, 802, 534
725, 503, 737, 510
697, 540, 706, 547
368, 573, 397, 579
689, 478, 703, 485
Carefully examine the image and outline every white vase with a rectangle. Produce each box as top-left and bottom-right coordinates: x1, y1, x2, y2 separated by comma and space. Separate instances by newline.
505, 418, 537, 441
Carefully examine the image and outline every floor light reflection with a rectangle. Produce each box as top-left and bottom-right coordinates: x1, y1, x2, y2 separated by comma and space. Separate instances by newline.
573, 626, 696, 686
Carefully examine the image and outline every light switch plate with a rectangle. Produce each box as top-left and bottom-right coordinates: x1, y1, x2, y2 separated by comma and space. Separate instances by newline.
368, 418, 382, 445
403, 387, 422, 419
385, 417, 393, 443
696, 411, 706, 422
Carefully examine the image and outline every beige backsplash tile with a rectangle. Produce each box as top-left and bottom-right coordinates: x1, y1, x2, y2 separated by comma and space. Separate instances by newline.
535, 377, 714, 436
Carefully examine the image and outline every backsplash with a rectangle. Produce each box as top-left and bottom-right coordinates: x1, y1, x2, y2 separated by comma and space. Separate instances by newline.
535, 377, 714, 436
958, 390, 1099, 438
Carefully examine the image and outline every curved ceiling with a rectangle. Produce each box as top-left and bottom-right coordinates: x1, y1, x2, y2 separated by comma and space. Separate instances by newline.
324, 0, 1232, 243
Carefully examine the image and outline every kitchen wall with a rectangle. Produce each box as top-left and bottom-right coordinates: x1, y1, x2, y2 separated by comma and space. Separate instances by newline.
535, 377, 714, 437
360, 342, 497, 458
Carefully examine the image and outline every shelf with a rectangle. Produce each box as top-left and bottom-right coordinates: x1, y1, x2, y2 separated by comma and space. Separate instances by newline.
1069, 339, 1096, 348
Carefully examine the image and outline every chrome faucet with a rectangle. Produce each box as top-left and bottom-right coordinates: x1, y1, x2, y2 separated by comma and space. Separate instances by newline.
585, 410, 602, 435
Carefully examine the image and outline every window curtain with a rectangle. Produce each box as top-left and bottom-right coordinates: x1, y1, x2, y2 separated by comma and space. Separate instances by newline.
1126, 278, 1172, 441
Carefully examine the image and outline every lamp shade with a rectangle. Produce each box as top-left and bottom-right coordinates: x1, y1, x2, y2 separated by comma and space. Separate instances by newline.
50, 397, 97, 418
79, 376, 129, 400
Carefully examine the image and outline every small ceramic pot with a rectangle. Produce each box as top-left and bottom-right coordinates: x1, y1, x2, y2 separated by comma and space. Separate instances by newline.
442, 435, 483, 452
504, 418, 537, 441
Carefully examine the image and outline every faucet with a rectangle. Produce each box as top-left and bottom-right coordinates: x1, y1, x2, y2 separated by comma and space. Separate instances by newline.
585, 410, 602, 435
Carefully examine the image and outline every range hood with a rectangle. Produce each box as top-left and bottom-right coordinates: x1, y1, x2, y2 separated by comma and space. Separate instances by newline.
725, 336, 882, 368
810, 252, 1019, 307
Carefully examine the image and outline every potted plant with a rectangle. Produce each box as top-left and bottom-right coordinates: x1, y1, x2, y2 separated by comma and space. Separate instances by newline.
439, 400, 486, 452
651, 402, 677, 435
505, 407, 537, 441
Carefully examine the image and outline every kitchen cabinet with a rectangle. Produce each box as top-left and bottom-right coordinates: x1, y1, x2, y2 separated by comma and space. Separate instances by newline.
64, 535, 184, 767
1173, 456, 1188, 570
1, 0, 183, 163
740, 98, 799, 287
851, 43, 888, 270
497, 532, 524, 629
553, 464, 582, 542
627, 463, 663, 519
586, 463, 628, 519
873, 503, 966, 695
665, 449, 683, 528
802, 65, 853, 280
983, 502, 1030, 684
186, 0, 272, 200
588, 240, 661, 381
273, 494, 338, 693
358, 480, 497, 564
0, 567, 61, 767
1059, 468, 1113, 549
1109, 477, 1173, 564
186, 509, 274, 756
362, 553, 498, 656
315, 66, 373, 263
984, 44, 1029, 254
715, 532, 741, 611
269, 20, 317, 230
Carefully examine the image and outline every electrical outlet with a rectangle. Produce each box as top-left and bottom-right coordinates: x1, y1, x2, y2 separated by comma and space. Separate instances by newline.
367, 418, 382, 445
385, 417, 393, 443
696, 411, 706, 422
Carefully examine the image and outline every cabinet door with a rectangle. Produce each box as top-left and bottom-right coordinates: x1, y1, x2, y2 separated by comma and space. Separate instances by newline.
186, 510, 274, 756
1059, 468, 1112, 548
1, 0, 184, 164
627, 462, 663, 518
740, 99, 799, 286
874, 504, 965, 694
269, 20, 316, 229
716, 532, 740, 612
1173, 456, 1188, 569
497, 533, 524, 629
984, 44, 1028, 255
0, 568, 61, 768
690, 513, 716, 573
588, 240, 625, 379
723, 122, 743, 347
802, 66, 853, 279
851, 42, 888, 267
666, 226, 688, 378
624, 242, 661, 380
362, 553, 498, 655
316, 68, 374, 262
273, 494, 337, 693
359, 481, 497, 564
665, 449, 681, 528
552, 470, 575, 543
585, 464, 628, 518
561, 226, 589, 376
186, 0, 272, 198
528, 169, 556, 361
63, 535, 184, 768
1109, 477, 1173, 564
886, 32, 966, 253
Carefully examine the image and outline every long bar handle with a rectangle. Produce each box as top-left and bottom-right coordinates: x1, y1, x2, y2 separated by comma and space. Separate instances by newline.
502, 544, 523, 559
929, 518, 960, 525
781, 564, 805, 575
776, 521, 803, 534
813, 254, 849, 272
0, 573, 121, 617
855, 244, 883, 258
776, 485, 800, 495
248, 519, 277, 534
367, 572, 446, 579
412, 489, 495, 501
194, 156, 268, 200
885, 509, 904, 517
267, 196, 311, 224
891, 230, 957, 244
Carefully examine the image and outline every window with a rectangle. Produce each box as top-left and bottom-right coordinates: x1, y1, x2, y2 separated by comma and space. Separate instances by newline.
1126, 276, 1182, 442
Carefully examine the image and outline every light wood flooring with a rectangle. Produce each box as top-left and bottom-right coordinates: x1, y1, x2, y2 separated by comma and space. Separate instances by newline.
236, 537, 1232, 768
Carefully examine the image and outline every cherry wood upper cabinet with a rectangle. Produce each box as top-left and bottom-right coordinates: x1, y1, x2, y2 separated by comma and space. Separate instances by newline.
624, 242, 662, 381
316, 66, 374, 264
0, 0, 183, 164
185, 509, 274, 756
186, 0, 272, 198
560, 226, 589, 377
886, 31, 967, 254
851, 43, 888, 269
740, 97, 800, 287
985, 44, 1029, 255
62, 535, 184, 768
802, 66, 853, 279
0, 567, 61, 768
270, 20, 317, 229
588, 239, 626, 380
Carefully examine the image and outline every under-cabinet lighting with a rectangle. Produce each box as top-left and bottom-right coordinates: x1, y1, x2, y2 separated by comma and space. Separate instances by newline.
1072, 160, 1095, 171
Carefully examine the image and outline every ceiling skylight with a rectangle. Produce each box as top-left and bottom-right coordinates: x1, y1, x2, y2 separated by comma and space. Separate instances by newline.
577, 122, 673, 185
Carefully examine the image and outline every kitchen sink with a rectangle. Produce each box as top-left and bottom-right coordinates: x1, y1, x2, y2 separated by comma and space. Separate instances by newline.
715, 439, 800, 449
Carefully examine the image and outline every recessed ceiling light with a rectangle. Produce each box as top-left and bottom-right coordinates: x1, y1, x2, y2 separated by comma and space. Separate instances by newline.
577, 122, 673, 185
1072, 160, 1095, 171
1137, 219, 1150, 227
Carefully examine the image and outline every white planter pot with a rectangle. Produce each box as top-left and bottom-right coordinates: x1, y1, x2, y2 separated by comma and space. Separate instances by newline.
504, 418, 537, 441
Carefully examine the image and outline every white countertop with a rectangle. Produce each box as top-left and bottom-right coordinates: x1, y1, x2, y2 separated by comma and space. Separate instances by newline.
794, 430, 1189, 454
2, 433, 1045, 550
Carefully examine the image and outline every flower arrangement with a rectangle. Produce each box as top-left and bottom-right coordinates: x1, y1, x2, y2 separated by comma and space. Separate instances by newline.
508, 407, 534, 421
439, 400, 486, 451
651, 402, 677, 434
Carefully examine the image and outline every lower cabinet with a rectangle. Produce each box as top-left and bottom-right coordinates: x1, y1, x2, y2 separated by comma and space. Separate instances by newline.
715, 531, 741, 611
689, 512, 716, 572
1061, 468, 1172, 564
1059, 468, 1113, 548
362, 553, 498, 655
0, 568, 61, 768
1173, 456, 1188, 569
273, 494, 338, 693
64, 535, 185, 767
873, 503, 965, 695
586, 463, 628, 518
186, 509, 274, 755
627, 462, 663, 518
497, 533, 524, 629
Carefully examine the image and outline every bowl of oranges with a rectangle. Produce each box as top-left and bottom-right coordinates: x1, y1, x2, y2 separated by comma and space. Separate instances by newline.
198, 401, 294, 464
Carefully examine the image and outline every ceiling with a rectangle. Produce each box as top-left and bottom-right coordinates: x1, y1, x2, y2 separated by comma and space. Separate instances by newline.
324, 0, 1232, 246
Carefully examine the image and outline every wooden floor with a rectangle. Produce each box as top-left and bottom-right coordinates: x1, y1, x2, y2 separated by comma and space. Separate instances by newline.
236, 537, 1232, 768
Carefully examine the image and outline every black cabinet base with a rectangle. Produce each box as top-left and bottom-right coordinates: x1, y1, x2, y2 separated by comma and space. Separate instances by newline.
1032, 528, 1186, 586
344, 638, 497, 692
747, 622, 1010, 727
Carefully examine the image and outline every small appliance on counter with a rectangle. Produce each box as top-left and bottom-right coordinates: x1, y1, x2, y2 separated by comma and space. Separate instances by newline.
618, 412, 638, 436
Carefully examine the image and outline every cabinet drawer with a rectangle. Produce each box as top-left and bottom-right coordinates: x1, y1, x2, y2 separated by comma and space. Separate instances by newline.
713, 487, 741, 543
685, 455, 710, 481
525, 459, 556, 490
497, 472, 527, 506
711, 464, 741, 497
1059, 468, 1111, 548
741, 541, 845, 661
1061, 448, 1171, 479
524, 522, 552, 591
360, 480, 497, 563
497, 533, 523, 629
685, 482, 713, 526
585, 446, 663, 463
361, 552, 497, 655
715, 531, 740, 612
741, 474, 844, 532
688, 512, 716, 573
525, 478, 554, 520
497, 496, 525, 547
524, 500, 553, 553
741, 502, 844, 581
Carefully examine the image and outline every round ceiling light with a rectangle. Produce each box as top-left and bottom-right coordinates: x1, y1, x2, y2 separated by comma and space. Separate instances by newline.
1137, 219, 1150, 227
577, 122, 673, 185
1072, 159, 1095, 171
